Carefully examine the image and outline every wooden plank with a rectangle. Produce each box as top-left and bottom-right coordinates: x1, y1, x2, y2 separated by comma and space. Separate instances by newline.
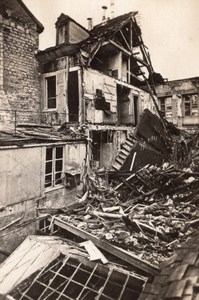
50, 216, 160, 276
79, 240, 108, 264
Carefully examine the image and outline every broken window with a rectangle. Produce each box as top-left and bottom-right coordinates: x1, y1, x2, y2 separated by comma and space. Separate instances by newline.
183, 94, 199, 116
46, 76, 56, 109
45, 146, 63, 188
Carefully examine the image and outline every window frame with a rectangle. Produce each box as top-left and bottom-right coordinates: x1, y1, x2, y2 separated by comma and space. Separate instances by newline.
183, 93, 199, 117
44, 146, 64, 190
159, 96, 173, 118
45, 75, 57, 110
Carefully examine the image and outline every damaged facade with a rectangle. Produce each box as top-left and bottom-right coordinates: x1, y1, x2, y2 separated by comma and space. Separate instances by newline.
36, 11, 157, 171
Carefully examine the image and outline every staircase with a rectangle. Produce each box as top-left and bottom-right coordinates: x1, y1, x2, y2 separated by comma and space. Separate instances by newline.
112, 134, 137, 170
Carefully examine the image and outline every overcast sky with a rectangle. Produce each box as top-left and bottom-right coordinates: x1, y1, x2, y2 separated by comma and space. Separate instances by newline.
23, 0, 199, 81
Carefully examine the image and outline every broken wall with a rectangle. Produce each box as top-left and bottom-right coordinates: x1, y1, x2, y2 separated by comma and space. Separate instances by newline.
83, 68, 117, 124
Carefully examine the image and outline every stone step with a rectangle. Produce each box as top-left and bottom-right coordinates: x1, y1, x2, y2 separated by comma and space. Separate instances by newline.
125, 139, 135, 147
118, 152, 127, 160
122, 143, 132, 152
112, 162, 121, 170
115, 156, 125, 165
120, 148, 129, 156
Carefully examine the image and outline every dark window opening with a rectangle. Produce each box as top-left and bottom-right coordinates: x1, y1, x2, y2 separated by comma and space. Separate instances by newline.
117, 84, 133, 125
95, 89, 110, 111
46, 76, 56, 109
68, 71, 79, 122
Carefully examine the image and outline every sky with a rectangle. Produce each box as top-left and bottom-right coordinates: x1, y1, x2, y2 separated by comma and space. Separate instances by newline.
23, 0, 199, 81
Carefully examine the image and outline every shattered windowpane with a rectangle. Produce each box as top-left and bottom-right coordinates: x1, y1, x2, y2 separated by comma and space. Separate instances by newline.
55, 172, 62, 185
45, 174, 52, 188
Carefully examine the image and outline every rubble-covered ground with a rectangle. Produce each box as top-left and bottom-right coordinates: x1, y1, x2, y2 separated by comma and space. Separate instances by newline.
56, 112, 199, 267
60, 160, 199, 266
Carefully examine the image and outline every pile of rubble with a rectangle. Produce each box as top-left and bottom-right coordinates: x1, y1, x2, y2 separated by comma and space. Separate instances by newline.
60, 163, 199, 266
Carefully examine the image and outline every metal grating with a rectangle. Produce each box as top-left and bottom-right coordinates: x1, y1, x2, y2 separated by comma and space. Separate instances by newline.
10, 254, 142, 300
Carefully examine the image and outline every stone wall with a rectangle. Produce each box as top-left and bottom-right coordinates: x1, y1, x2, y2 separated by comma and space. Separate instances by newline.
0, 13, 41, 128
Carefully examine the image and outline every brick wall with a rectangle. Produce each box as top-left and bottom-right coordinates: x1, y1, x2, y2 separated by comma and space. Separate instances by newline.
0, 13, 41, 127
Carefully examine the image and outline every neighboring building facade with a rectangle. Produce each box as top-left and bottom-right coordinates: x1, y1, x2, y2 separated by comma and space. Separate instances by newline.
156, 77, 199, 130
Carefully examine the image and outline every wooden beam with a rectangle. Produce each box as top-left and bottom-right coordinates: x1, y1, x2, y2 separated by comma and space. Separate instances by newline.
119, 30, 131, 51
134, 56, 149, 67
109, 40, 131, 56
50, 216, 160, 276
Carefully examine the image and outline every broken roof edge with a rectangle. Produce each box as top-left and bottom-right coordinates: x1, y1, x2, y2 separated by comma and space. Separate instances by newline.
17, 0, 44, 33
36, 10, 140, 63
155, 75, 199, 85
91, 11, 138, 32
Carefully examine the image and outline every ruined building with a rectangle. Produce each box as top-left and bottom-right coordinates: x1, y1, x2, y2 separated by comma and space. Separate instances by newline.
36, 10, 158, 170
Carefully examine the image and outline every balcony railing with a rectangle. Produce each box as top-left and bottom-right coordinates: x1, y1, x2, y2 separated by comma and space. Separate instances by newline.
0, 109, 79, 132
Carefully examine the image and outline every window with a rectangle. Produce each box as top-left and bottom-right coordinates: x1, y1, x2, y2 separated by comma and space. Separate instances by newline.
159, 96, 172, 118
159, 98, 166, 117
46, 76, 56, 109
183, 94, 199, 116
45, 146, 63, 188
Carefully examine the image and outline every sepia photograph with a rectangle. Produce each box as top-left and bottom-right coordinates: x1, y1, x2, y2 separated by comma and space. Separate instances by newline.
0, 0, 198, 299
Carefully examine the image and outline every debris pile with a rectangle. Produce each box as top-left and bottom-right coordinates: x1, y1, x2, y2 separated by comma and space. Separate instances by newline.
60, 163, 199, 266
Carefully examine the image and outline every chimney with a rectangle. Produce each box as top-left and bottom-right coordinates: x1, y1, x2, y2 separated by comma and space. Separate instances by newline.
87, 17, 93, 30
102, 6, 107, 21
110, 0, 115, 19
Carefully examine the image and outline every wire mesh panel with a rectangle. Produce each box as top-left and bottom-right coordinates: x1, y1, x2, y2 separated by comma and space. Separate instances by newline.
9, 254, 143, 300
